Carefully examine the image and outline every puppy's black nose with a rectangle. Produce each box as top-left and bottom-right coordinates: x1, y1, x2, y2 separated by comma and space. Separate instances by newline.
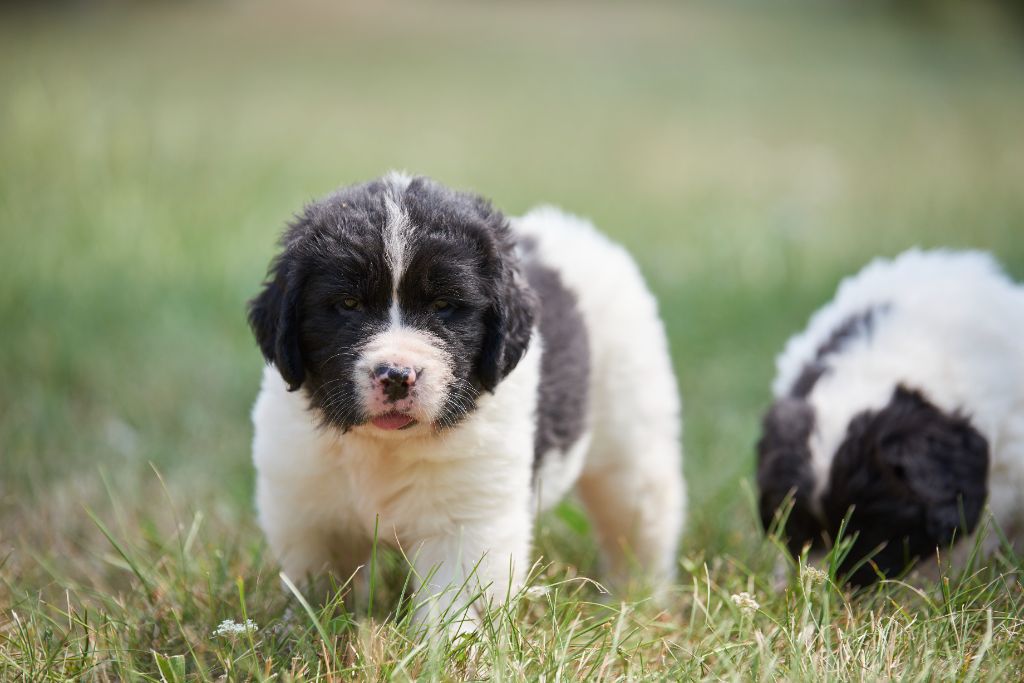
373, 364, 417, 402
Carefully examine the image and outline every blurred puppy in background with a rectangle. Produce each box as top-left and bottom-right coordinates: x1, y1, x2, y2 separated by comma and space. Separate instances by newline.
248, 173, 685, 635
758, 249, 1024, 585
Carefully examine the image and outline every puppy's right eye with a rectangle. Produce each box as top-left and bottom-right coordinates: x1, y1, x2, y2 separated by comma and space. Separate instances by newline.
336, 297, 363, 313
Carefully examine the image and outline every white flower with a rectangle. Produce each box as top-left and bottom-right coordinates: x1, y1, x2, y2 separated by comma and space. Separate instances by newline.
524, 585, 550, 600
212, 619, 259, 637
731, 592, 760, 615
802, 565, 828, 586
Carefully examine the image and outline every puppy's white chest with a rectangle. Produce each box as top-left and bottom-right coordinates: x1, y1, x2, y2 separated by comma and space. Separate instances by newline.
330, 440, 469, 545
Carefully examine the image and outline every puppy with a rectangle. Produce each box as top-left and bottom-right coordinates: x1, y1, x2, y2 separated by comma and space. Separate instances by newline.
247, 173, 685, 632
758, 249, 1024, 585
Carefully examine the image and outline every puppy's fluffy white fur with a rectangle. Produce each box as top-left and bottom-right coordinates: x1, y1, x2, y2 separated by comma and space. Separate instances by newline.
251, 201, 684, 631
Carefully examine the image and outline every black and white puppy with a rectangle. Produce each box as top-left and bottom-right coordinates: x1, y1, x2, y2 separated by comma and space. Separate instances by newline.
248, 173, 685, 632
758, 249, 1024, 585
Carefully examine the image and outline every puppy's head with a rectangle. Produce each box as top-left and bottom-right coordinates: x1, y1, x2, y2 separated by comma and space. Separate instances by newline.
758, 386, 989, 585
248, 174, 536, 437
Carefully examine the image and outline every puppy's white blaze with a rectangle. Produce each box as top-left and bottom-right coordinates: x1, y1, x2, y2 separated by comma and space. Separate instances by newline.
384, 169, 414, 191
355, 325, 453, 423
383, 178, 414, 313
388, 299, 403, 328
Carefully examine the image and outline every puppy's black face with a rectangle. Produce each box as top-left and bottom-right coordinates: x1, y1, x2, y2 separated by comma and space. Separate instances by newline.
758, 386, 989, 586
248, 175, 537, 436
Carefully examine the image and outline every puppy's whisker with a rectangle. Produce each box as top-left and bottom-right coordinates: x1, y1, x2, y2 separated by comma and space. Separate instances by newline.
316, 349, 362, 372
319, 388, 357, 417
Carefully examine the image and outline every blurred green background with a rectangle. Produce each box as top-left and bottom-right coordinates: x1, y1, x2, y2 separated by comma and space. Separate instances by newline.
2, 0, 1023, 577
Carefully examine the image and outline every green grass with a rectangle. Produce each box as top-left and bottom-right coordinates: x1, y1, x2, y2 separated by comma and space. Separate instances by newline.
2, 0, 1024, 679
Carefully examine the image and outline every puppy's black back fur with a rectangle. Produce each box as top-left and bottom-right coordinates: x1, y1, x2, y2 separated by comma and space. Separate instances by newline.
521, 238, 590, 471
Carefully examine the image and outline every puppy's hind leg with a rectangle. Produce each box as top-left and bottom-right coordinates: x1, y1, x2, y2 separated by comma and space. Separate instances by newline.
577, 433, 685, 596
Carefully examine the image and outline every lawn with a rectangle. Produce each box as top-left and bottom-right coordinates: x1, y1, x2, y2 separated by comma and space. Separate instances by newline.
2, 0, 1023, 679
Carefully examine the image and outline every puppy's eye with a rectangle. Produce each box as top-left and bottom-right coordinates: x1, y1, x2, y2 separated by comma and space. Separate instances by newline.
431, 299, 454, 315
337, 297, 363, 313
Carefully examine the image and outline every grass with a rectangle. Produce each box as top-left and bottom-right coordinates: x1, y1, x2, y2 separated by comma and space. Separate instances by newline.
2, 0, 1024, 679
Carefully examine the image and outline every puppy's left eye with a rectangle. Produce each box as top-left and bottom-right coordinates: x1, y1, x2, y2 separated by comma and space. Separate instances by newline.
431, 299, 455, 315
337, 297, 363, 313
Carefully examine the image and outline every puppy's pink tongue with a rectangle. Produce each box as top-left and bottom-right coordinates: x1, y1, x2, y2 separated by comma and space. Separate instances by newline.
371, 413, 415, 430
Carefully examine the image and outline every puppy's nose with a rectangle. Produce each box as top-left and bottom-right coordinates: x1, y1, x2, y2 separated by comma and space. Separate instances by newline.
373, 364, 417, 402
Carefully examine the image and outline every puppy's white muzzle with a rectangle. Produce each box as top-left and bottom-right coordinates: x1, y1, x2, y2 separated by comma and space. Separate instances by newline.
355, 327, 453, 430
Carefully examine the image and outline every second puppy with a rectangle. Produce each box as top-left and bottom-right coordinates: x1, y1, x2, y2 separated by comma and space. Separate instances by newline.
758, 249, 1024, 585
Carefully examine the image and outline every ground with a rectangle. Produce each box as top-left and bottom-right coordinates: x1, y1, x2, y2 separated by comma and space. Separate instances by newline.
2, 1, 1023, 680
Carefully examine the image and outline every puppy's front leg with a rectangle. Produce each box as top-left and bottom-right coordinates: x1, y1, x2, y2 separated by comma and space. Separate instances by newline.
407, 519, 531, 640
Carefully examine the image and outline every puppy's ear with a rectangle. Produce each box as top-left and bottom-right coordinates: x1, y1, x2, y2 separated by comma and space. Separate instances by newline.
756, 398, 822, 554
247, 253, 305, 391
478, 268, 537, 393
879, 387, 989, 544
830, 385, 990, 554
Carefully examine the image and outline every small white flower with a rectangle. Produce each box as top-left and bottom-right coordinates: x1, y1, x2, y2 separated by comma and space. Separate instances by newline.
731, 592, 760, 615
525, 585, 550, 600
212, 619, 259, 637
802, 565, 828, 586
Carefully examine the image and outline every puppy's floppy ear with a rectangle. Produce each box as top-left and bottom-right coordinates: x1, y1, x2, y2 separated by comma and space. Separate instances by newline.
478, 267, 537, 393
756, 398, 822, 554
879, 386, 989, 544
831, 386, 990, 545
247, 252, 305, 391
